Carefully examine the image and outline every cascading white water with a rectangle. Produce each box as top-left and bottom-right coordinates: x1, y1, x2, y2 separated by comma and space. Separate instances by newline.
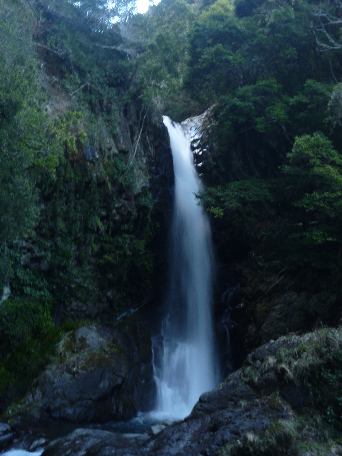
154, 116, 218, 419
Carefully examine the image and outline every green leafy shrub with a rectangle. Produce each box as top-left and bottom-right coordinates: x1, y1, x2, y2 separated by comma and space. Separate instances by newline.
0, 299, 53, 348
0, 298, 61, 410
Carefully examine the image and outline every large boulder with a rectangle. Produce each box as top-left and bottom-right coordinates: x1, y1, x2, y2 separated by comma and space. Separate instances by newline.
7, 323, 156, 428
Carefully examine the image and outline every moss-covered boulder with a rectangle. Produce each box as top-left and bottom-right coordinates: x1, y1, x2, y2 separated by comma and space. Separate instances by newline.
5, 324, 156, 427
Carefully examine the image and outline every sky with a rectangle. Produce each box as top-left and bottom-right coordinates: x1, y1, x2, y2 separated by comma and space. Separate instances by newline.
108, 0, 160, 18
136, 0, 150, 13
135, 0, 161, 13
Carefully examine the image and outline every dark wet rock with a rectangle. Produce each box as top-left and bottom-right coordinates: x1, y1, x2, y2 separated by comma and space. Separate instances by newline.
247, 288, 338, 347
182, 107, 216, 180
29, 436, 49, 451
190, 372, 256, 417
281, 384, 311, 410
152, 401, 287, 455
36, 329, 128, 424
41, 392, 289, 456
0, 423, 11, 434
6, 324, 156, 427
253, 371, 278, 395
243, 334, 301, 365
226, 259, 341, 368
145, 330, 336, 455
42, 428, 144, 456
0, 422, 15, 451
117, 322, 156, 412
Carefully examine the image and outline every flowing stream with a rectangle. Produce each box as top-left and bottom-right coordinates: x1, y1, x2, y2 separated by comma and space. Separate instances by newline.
153, 116, 218, 420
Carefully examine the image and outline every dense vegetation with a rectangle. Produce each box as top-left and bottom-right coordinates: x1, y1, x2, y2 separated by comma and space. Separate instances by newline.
0, 0, 157, 408
181, 0, 342, 292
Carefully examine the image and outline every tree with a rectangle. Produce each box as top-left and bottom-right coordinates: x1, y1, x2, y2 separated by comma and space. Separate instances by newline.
264, 132, 342, 278
311, 1, 342, 52
34, 0, 137, 25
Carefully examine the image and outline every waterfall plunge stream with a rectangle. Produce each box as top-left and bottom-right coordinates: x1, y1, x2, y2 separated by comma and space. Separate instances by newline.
154, 116, 218, 420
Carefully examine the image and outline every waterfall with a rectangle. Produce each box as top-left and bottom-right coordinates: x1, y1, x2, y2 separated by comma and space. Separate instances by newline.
154, 116, 218, 419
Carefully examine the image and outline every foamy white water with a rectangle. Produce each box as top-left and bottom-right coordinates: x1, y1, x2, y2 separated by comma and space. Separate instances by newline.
154, 116, 217, 419
1, 451, 43, 456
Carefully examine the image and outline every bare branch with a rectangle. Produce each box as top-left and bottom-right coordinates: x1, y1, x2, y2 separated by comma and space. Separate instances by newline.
70, 83, 89, 97
311, 2, 342, 51
128, 106, 149, 168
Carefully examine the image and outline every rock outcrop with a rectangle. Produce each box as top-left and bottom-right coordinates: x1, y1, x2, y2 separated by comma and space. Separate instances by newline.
220, 259, 342, 367
23, 328, 342, 456
182, 106, 217, 182
6, 324, 156, 428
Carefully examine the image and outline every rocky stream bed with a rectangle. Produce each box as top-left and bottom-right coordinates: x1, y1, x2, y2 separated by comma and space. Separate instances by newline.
2, 326, 342, 456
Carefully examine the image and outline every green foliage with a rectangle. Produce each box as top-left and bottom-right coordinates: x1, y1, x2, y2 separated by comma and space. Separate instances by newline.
8, 145, 156, 313
0, 0, 150, 414
199, 131, 342, 286
0, 0, 158, 326
0, 299, 53, 349
283, 132, 342, 229
284, 132, 342, 171
199, 179, 273, 260
0, 152, 39, 245
186, 0, 314, 100
0, 3, 40, 245
219, 79, 288, 138
0, 2, 36, 128
288, 79, 332, 137
181, 0, 338, 189
32, 0, 136, 138
0, 297, 59, 409
0, 0, 74, 247
0, 299, 98, 412
36, 0, 136, 26
199, 179, 273, 217
258, 132, 342, 280
135, 0, 200, 120
211, 78, 333, 184
52, 111, 87, 157
132, 0, 342, 295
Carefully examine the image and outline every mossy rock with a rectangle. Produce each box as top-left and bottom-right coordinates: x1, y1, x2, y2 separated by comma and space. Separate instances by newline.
4, 324, 156, 427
